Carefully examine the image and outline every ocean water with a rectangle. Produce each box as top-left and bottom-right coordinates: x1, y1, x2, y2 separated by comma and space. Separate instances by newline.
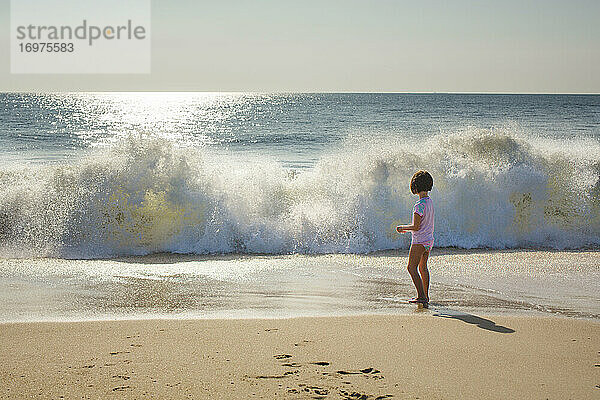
1, 93, 599, 258
1, 93, 599, 321
1, 250, 599, 322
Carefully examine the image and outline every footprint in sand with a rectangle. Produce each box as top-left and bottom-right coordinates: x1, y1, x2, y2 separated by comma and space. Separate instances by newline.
112, 385, 131, 391
109, 351, 131, 356
311, 361, 330, 366
273, 354, 292, 359
360, 368, 381, 374
294, 339, 312, 347
296, 383, 329, 396
305, 386, 329, 396
255, 371, 299, 379
281, 362, 302, 367
336, 370, 361, 375
340, 389, 369, 399
336, 367, 384, 381
340, 390, 392, 400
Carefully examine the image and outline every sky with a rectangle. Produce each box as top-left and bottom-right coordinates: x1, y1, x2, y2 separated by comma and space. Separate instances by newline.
1, 0, 599, 92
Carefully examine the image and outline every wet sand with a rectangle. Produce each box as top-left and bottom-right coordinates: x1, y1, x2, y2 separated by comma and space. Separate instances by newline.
1, 249, 599, 322
1, 314, 599, 399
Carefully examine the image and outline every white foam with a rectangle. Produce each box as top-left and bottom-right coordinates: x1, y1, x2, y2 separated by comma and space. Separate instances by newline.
0, 129, 598, 258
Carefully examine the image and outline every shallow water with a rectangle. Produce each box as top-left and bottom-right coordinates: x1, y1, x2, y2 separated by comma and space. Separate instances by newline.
1, 249, 598, 322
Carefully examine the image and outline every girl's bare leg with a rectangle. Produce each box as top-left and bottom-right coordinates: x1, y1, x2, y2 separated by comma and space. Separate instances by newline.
407, 244, 426, 299
418, 250, 430, 301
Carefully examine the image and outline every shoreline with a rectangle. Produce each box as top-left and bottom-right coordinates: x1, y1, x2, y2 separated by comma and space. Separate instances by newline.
1, 249, 599, 323
3, 246, 600, 261
1, 314, 598, 399
1, 305, 599, 325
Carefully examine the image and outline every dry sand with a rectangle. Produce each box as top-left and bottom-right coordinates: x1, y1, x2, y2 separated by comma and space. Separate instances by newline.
1, 314, 599, 399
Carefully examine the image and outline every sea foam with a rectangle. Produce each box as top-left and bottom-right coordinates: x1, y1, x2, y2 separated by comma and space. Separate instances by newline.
0, 129, 598, 258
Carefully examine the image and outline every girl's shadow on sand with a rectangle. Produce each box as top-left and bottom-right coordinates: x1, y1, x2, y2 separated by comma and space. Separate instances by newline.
429, 306, 515, 333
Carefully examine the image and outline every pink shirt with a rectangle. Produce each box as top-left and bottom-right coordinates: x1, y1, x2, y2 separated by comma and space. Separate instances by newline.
411, 196, 434, 244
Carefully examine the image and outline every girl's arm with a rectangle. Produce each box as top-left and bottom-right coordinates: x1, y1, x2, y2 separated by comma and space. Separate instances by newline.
396, 213, 422, 233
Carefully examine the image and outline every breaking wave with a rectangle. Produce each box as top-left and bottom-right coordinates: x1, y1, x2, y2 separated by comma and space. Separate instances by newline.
1, 129, 599, 258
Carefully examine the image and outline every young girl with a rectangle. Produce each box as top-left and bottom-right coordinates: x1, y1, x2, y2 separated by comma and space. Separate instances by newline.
396, 170, 434, 305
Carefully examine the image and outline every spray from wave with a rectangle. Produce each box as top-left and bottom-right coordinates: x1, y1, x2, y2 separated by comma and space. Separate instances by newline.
0, 129, 599, 258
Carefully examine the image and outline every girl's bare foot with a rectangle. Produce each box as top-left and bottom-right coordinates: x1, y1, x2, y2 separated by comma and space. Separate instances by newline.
409, 297, 428, 303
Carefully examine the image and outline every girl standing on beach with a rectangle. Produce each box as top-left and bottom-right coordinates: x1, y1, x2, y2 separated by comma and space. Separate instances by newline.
396, 171, 434, 305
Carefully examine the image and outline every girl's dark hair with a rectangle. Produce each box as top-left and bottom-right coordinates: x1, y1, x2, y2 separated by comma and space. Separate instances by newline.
410, 170, 433, 194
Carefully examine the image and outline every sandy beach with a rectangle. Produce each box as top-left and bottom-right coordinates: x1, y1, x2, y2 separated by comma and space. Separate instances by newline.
1, 314, 598, 399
